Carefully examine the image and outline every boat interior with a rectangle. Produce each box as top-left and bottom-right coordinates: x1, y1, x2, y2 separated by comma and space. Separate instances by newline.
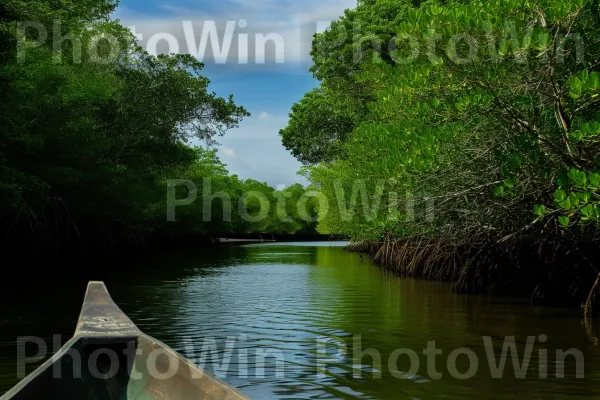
1, 282, 248, 400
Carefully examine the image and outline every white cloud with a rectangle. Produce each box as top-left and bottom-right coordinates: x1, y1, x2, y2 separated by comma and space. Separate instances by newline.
187, 110, 306, 186
112, 0, 357, 65
257, 111, 273, 120
215, 111, 308, 186
223, 113, 289, 139
220, 146, 236, 158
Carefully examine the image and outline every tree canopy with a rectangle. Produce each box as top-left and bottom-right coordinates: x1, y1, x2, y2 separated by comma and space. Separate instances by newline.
286, 0, 600, 308
1, 0, 318, 258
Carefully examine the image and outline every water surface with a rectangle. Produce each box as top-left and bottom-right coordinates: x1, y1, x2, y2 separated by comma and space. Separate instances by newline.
1, 242, 599, 399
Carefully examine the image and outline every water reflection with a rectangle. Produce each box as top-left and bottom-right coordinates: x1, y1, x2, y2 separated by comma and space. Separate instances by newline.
0, 242, 599, 399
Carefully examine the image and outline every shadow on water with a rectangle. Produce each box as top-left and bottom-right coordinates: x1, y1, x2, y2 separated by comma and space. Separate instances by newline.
1, 242, 600, 399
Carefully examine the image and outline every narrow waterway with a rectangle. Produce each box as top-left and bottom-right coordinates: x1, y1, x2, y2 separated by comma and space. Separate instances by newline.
1, 242, 599, 399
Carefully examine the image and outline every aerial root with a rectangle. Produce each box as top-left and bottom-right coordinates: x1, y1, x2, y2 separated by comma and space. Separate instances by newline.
584, 273, 600, 317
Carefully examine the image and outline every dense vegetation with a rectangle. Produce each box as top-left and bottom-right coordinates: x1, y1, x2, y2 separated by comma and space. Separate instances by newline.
0, 0, 317, 260
284, 0, 600, 311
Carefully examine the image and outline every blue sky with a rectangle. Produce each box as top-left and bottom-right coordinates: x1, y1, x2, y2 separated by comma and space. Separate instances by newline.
112, 0, 356, 188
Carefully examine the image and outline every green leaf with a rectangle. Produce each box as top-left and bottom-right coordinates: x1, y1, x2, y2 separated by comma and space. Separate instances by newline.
481, 20, 493, 33
569, 76, 583, 93
568, 130, 583, 141
569, 76, 583, 99
558, 198, 572, 210
533, 204, 546, 217
503, 177, 517, 188
580, 204, 594, 217
589, 173, 600, 189
558, 216, 570, 227
554, 189, 567, 202
569, 193, 580, 206
498, 40, 509, 56
577, 191, 591, 203
567, 168, 587, 188
586, 72, 600, 91
536, 32, 550, 50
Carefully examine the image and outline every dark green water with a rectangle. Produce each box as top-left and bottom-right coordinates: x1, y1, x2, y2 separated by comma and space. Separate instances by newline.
1, 242, 600, 399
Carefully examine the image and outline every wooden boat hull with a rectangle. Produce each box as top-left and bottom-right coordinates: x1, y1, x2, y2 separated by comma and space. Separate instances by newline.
1, 282, 249, 400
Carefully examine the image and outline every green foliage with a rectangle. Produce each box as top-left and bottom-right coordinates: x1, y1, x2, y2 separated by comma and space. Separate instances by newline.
0, 0, 317, 249
280, 0, 420, 164
280, 87, 360, 164
292, 0, 600, 247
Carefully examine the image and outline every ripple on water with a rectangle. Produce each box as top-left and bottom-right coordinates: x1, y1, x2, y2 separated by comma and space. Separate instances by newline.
1, 243, 600, 399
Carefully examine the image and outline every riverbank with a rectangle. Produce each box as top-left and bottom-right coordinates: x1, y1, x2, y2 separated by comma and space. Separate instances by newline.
217, 233, 348, 242
345, 238, 600, 314
1, 230, 347, 272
